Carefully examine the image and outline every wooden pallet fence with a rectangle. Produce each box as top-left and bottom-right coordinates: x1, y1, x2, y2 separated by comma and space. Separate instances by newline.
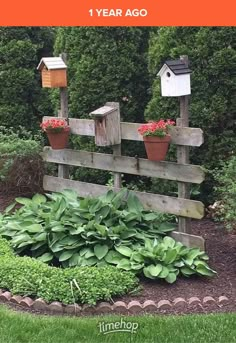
42, 104, 205, 248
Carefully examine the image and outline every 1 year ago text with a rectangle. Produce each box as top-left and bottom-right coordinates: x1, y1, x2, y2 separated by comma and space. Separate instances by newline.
88, 9, 148, 17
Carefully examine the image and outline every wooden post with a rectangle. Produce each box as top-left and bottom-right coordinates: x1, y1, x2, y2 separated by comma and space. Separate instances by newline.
177, 55, 191, 233
58, 52, 69, 179
105, 102, 122, 188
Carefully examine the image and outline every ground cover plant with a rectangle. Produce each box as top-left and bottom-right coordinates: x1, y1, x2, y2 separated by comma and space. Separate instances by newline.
0, 189, 216, 283
0, 238, 138, 304
0, 305, 235, 343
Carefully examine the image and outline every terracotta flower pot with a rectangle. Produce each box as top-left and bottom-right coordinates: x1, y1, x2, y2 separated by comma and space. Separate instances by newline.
143, 134, 171, 161
46, 129, 70, 150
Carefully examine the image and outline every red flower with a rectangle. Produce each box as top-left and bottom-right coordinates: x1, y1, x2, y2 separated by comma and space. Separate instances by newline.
138, 119, 175, 137
40, 118, 69, 133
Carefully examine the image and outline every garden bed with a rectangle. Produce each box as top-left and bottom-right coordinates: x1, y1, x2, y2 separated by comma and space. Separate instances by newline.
0, 192, 235, 316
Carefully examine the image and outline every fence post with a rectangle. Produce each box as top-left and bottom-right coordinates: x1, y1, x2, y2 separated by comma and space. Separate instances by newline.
177, 55, 191, 233
58, 52, 69, 179
105, 102, 122, 188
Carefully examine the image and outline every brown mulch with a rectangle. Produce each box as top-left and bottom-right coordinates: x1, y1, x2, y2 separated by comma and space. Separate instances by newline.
0, 192, 235, 315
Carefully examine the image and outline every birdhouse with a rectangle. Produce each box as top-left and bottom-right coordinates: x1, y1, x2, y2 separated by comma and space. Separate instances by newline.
90, 104, 121, 146
157, 59, 191, 97
37, 57, 67, 88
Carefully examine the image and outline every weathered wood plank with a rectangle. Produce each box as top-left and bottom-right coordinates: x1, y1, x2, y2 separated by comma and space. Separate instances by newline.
43, 117, 204, 147
170, 231, 205, 250
43, 176, 204, 219
43, 148, 205, 184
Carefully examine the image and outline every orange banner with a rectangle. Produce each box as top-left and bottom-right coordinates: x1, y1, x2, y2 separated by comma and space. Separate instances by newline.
0, 0, 235, 26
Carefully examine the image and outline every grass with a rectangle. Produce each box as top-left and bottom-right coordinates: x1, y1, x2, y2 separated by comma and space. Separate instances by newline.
0, 305, 235, 343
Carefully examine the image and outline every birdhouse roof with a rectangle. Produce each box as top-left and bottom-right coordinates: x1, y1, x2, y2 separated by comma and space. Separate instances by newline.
37, 57, 67, 71
90, 106, 115, 118
158, 59, 191, 76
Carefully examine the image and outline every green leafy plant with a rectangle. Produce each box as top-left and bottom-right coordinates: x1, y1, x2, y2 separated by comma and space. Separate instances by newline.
0, 189, 216, 282
0, 238, 138, 305
0, 189, 175, 267
112, 236, 216, 283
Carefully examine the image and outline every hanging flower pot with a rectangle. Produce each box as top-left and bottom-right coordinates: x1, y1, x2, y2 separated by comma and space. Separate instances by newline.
138, 119, 175, 162
143, 134, 171, 161
46, 128, 70, 149
40, 118, 70, 150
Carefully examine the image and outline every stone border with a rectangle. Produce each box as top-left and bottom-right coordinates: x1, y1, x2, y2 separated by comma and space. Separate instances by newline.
0, 289, 232, 316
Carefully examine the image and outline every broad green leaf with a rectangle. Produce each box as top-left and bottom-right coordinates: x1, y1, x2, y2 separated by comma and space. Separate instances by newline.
51, 225, 66, 232
105, 250, 122, 264
112, 189, 128, 209
69, 253, 81, 267
59, 250, 75, 262
37, 252, 53, 263
165, 272, 177, 283
130, 262, 144, 270
142, 213, 158, 221
130, 252, 144, 263
181, 266, 196, 276
164, 249, 178, 264
158, 266, 169, 278
159, 223, 175, 232
32, 194, 47, 205
127, 192, 143, 214
15, 197, 32, 206
30, 241, 46, 251
146, 264, 162, 277
162, 236, 176, 248
85, 249, 95, 259
4, 202, 16, 214
94, 244, 109, 260
117, 258, 131, 271
143, 267, 155, 279
120, 229, 137, 239
196, 263, 216, 277
115, 245, 133, 257
81, 256, 98, 266
25, 224, 43, 233
94, 223, 108, 237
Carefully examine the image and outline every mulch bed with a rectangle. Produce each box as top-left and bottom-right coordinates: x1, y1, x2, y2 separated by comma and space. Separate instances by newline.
0, 192, 235, 316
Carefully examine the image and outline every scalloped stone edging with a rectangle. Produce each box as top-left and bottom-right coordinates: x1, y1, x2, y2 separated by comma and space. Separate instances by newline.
0, 288, 233, 316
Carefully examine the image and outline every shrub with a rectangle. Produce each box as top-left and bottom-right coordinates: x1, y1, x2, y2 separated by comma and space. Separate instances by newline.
0, 237, 15, 258
0, 130, 44, 194
0, 238, 138, 305
212, 157, 236, 230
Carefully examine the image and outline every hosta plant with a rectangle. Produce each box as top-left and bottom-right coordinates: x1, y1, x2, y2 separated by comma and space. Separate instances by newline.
0, 189, 216, 283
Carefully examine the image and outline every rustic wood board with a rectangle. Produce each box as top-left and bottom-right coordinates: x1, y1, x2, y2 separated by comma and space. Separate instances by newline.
42, 148, 205, 184
170, 231, 205, 250
43, 175, 204, 219
43, 117, 204, 147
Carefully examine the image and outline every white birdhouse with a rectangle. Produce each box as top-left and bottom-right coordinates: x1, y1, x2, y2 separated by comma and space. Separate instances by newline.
157, 60, 191, 97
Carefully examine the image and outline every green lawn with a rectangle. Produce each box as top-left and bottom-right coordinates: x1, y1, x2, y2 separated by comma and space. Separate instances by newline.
0, 305, 235, 343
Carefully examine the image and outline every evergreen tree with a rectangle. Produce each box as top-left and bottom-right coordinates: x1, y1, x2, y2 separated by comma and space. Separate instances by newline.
54, 27, 150, 122
0, 27, 54, 130
146, 27, 236, 201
